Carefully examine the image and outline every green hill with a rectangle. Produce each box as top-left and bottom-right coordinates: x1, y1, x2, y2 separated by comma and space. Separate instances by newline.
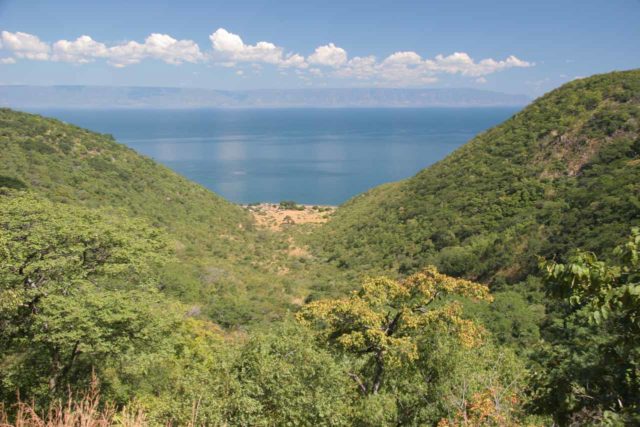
0, 109, 307, 326
0, 109, 251, 247
2, 71, 640, 425
313, 70, 640, 285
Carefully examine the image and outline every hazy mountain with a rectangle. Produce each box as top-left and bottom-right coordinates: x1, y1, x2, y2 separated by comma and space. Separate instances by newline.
0, 85, 529, 109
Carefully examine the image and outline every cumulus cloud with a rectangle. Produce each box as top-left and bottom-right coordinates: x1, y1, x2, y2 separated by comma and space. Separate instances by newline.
210, 28, 281, 64
382, 51, 422, 65
1, 30, 203, 67
334, 55, 376, 80
0, 28, 533, 85
423, 52, 532, 76
107, 33, 203, 67
52, 35, 108, 63
334, 50, 532, 86
138, 33, 203, 64
209, 28, 306, 68
1, 31, 50, 60
280, 53, 307, 68
307, 43, 347, 67
106, 40, 147, 67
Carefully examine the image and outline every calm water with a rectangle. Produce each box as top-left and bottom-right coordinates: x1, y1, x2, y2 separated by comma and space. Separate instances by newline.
34, 108, 518, 205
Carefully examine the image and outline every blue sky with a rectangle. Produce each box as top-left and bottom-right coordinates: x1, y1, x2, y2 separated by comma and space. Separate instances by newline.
0, 0, 638, 96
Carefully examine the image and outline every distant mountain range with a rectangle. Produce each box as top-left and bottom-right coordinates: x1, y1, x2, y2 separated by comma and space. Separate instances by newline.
0, 85, 529, 109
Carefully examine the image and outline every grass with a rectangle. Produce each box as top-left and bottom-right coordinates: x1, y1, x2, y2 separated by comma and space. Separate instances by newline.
0, 377, 149, 427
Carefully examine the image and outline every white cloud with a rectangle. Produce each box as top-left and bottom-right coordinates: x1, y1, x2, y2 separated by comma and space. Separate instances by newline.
140, 33, 203, 64
382, 51, 422, 65
1, 30, 202, 67
209, 28, 306, 68
334, 50, 531, 86
107, 40, 147, 67
334, 56, 376, 80
335, 52, 434, 86
422, 52, 532, 76
210, 28, 280, 64
52, 35, 108, 63
1, 31, 50, 60
280, 53, 307, 68
108, 33, 203, 67
0, 28, 533, 86
307, 43, 347, 67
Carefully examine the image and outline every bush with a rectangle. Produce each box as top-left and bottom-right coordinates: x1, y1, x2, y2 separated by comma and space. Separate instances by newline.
279, 200, 304, 210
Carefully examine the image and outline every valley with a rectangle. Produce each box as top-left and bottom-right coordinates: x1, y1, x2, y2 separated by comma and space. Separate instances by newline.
1, 69, 639, 425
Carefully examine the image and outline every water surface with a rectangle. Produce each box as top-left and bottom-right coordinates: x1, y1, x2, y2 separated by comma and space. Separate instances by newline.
35, 108, 518, 205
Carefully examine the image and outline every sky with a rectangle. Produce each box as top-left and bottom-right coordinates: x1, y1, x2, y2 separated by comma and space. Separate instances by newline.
0, 0, 638, 96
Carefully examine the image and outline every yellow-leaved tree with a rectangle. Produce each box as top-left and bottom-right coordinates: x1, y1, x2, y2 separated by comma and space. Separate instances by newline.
297, 266, 492, 396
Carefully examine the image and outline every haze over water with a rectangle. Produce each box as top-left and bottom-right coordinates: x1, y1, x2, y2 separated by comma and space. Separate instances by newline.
37, 108, 518, 205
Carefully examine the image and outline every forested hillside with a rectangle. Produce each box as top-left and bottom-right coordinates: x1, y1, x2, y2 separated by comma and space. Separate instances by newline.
314, 70, 640, 285
1, 70, 639, 425
0, 108, 250, 243
0, 109, 334, 326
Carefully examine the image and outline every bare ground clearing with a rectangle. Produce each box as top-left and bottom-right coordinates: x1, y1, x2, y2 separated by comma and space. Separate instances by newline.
243, 203, 336, 231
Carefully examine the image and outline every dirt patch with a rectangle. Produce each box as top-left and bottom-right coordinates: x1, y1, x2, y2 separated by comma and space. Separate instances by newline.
244, 203, 336, 231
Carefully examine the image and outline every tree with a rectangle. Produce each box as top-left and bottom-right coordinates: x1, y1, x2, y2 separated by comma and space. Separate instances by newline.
0, 192, 166, 320
542, 227, 640, 333
0, 192, 173, 404
226, 322, 355, 426
297, 266, 492, 396
531, 228, 640, 424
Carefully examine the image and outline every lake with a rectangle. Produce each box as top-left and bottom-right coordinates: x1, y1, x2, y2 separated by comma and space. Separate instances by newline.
34, 108, 519, 205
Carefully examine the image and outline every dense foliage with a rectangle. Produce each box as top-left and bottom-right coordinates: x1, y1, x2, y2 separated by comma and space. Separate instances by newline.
0, 191, 182, 405
528, 228, 640, 425
0, 108, 348, 327
0, 202, 533, 424
313, 70, 640, 286
1, 69, 639, 425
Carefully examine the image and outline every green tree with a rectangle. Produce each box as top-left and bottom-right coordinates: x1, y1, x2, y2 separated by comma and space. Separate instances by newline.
226, 322, 355, 426
531, 228, 640, 424
0, 191, 174, 404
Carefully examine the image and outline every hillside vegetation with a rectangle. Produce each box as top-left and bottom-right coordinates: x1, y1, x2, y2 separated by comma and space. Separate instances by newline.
313, 70, 640, 286
0, 109, 339, 326
1, 70, 640, 425
0, 108, 250, 244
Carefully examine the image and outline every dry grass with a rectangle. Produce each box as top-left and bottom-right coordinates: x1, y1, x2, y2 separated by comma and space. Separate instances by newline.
0, 378, 147, 427
244, 203, 336, 231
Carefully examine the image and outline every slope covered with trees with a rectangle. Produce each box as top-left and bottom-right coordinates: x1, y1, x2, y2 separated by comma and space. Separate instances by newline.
0, 108, 250, 247
313, 70, 640, 285
0, 109, 327, 326
2, 70, 640, 425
